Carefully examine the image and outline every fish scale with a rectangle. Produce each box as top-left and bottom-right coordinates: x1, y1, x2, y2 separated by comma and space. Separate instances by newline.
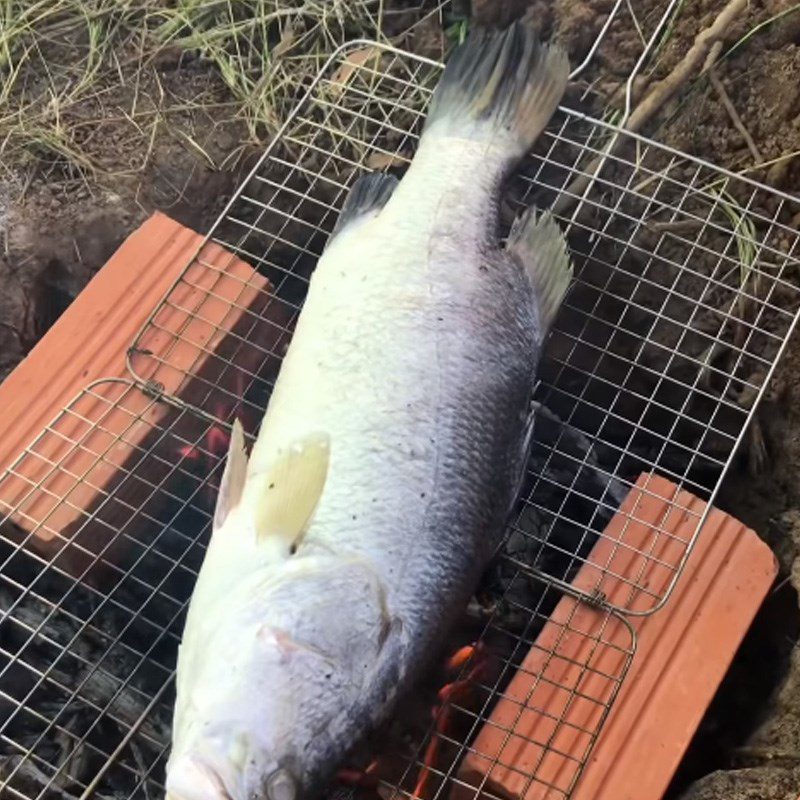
166, 21, 572, 800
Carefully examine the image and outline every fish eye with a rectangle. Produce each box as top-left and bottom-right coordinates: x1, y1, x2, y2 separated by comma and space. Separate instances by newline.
266, 768, 296, 800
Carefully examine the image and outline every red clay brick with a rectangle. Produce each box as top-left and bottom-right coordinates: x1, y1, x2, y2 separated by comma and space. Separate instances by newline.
0, 214, 276, 543
456, 474, 777, 800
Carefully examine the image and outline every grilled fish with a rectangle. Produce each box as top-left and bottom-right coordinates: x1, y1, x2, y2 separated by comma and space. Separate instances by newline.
166, 21, 571, 800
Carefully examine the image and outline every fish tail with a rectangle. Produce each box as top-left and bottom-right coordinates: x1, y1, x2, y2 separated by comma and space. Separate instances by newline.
506, 208, 573, 330
422, 21, 569, 157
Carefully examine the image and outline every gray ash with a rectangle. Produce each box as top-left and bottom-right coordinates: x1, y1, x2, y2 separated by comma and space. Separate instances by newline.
0, 580, 172, 799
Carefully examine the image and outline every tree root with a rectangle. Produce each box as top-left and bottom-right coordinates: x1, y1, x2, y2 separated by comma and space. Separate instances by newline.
552, 0, 749, 216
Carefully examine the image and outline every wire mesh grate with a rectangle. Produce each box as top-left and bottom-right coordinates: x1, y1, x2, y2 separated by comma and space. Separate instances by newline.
127, 41, 800, 616
2, 16, 800, 800
0, 379, 634, 800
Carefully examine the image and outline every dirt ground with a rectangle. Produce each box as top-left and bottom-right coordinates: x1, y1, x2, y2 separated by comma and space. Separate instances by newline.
3, 0, 800, 798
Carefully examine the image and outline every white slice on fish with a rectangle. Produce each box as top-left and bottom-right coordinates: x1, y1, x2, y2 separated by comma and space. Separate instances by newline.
213, 420, 331, 560
166, 20, 572, 800
250, 430, 330, 556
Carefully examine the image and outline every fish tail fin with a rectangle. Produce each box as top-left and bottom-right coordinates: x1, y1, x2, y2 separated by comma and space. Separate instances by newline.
507, 208, 573, 331
423, 21, 569, 156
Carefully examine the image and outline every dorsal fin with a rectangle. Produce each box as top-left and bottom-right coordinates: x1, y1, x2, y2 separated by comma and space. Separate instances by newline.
213, 418, 248, 532
327, 172, 399, 245
252, 432, 330, 554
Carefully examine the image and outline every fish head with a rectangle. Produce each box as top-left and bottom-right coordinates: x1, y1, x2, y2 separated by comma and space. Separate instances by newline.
165, 624, 307, 800
165, 729, 302, 800
168, 554, 399, 800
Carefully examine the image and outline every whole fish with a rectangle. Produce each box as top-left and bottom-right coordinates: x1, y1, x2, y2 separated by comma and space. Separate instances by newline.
166, 21, 571, 800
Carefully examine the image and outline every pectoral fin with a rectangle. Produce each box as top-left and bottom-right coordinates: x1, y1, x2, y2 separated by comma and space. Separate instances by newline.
254, 432, 330, 553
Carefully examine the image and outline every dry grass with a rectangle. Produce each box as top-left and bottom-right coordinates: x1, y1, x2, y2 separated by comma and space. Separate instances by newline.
0, 1, 447, 187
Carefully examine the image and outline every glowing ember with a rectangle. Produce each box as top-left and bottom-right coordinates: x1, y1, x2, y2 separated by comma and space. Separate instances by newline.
329, 641, 491, 800
337, 759, 381, 789
177, 403, 234, 465
412, 642, 488, 800
177, 444, 198, 460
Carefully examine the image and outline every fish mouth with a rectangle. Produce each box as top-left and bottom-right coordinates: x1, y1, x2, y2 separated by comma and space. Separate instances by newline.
165, 755, 234, 800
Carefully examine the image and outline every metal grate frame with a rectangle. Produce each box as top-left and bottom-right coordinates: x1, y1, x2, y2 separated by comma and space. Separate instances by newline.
2, 26, 800, 800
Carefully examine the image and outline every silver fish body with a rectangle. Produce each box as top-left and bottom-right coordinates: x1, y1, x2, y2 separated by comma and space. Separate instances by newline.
166, 22, 571, 800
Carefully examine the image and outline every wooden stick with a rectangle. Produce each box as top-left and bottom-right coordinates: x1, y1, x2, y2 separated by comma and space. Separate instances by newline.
708, 68, 763, 163
701, 38, 762, 163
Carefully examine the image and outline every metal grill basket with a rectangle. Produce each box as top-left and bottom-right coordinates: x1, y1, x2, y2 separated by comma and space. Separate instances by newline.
2, 32, 799, 800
